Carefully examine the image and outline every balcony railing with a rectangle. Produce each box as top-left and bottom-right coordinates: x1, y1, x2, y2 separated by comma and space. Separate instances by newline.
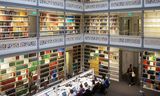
144, 0, 160, 7
0, 37, 37, 55
66, 1, 83, 11
110, 35, 142, 47
39, 0, 64, 9
84, 34, 108, 45
1, 34, 160, 56
4, 0, 37, 5
110, 0, 142, 10
84, 1, 108, 11
66, 34, 83, 45
39, 35, 65, 49
144, 37, 160, 49
0, 0, 160, 12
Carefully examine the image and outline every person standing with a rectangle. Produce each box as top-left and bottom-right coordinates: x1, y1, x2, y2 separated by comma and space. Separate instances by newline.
127, 64, 133, 86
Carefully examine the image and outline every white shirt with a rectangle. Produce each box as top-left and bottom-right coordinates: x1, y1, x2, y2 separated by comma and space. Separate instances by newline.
68, 92, 76, 96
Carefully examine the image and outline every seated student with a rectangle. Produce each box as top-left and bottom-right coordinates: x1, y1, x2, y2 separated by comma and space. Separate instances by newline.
77, 84, 85, 96
103, 77, 110, 89
68, 89, 76, 96
99, 77, 110, 94
82, 83, 92, 96
90, 80, 95, 90
91, 81, 100, 94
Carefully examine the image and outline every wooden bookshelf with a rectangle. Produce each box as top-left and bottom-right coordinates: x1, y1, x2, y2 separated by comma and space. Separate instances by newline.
142, 51, 160, 91
84, 15, 109, 34
39, 48, 65, 89
72, 45, 81, 74
109, 48, 119, 81
84, 45, 109, 77
40, 11, 64, 36
65, 14, 81, 34
0, 52, 38, 96
110, 15, 119, 35
0, 8, 29, 40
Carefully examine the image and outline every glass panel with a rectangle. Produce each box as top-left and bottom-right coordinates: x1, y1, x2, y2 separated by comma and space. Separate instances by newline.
144, 10, 160, 37
110, 11, 142, 36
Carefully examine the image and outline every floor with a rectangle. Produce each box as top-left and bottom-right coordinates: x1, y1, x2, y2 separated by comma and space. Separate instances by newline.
95, 81, 160, 96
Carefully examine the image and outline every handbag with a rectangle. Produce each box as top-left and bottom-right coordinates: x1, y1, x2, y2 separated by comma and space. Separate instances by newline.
132, 72, 135, 77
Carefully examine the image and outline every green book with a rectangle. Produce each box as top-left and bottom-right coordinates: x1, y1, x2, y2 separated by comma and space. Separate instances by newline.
16, 60, 24, 65
29, 66, 37, 72
1, 69, 6, 74
32, 61, 38, 66
9, 62, 15, 66
39, 60, 45, 65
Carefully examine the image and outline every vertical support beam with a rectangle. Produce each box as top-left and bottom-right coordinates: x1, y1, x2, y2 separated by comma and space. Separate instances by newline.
108, 0, 111, 80
64, 0, 67, 79
81, 14, 85, 72
36, 9, 40, 89
108, 0, 110, 46
82, 0, 85, 72
139, 51, 144, 94
141, 0, 144, 48
140, 0, 145, 93
36, 0, 40, 90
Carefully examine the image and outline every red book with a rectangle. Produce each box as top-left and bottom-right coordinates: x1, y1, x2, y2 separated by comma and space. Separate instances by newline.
143, 60, 147, 65
45, 50, 51, 54
18, 76, 22, 81
156, 67, 160, 72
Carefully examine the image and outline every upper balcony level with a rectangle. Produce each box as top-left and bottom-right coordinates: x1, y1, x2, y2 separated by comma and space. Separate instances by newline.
0, 0, 160, 56
0, 0, 160, 12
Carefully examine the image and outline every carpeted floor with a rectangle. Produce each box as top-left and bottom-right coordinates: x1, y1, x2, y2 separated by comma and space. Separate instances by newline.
94, 81, 160, 96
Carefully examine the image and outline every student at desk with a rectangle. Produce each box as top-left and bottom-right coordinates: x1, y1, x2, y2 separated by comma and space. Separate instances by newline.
83, 82, 92, 96
77, 84, 85, 96
68, 89, 76, 96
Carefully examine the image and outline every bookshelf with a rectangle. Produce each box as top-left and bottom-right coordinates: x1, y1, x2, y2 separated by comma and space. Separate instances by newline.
142, 51, 160, 91
0, 52, 38, 96
84, 14, 109, 34
109, 48, 119, 81
144, 11, 160, 37
0, 8, 29, 40
40, 11, 64, 36
72, 45, 81, 74
110, 14, 119, 35
39, 48, 65, 89
84, 45, 109, 77
65, 13, 81, 34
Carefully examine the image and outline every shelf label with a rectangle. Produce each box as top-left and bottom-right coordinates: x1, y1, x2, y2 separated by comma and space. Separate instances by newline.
6, 0, 37, 5
110, 36, 142, 47
144, 38, 160, 49
66, 34, 83, 45
39, 35, 64, 49
39, 0, 64, 9
84, 1, 108, 11
84, 34, 108, 45
0, 38, 37, 56
66, 1, 83, 11
144, 0, 160, 7
110, 0, 142, 9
